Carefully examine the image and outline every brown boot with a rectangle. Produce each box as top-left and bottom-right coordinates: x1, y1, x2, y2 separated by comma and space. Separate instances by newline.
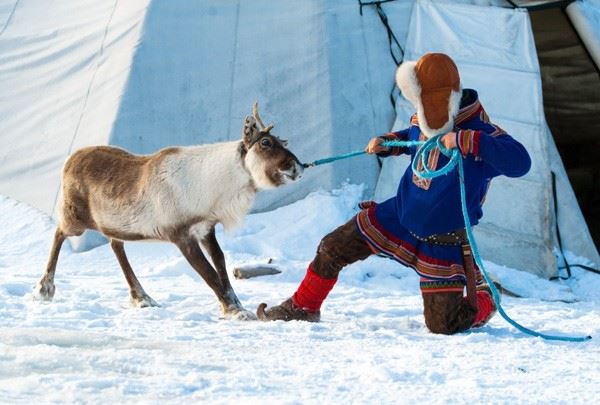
256, 298, 320, 322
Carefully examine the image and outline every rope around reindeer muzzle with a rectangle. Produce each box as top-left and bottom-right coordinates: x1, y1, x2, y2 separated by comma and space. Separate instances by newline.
302, 136, 591, 342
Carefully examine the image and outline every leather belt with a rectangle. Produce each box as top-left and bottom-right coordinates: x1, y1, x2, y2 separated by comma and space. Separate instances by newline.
409, 228, 478, 310
409, 229, 468, 246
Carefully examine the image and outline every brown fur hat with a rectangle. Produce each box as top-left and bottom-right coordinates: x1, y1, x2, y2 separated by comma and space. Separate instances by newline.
395, 53, 462, 138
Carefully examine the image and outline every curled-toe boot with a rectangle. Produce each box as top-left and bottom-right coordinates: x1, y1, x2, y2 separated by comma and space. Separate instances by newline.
256, 297, 320, 322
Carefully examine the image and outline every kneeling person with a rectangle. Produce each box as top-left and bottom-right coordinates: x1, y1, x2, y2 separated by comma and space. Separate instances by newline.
257, 53, 531, 334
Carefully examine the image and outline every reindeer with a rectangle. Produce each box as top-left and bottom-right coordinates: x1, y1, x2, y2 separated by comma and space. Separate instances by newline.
33, 103, 303, 319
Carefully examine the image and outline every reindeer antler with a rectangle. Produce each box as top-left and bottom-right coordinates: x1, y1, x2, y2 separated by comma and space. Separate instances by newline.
252, 102, 274, 132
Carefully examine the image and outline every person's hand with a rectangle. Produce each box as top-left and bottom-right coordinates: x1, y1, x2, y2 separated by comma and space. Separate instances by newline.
441, 131, 457, 150
365, 137, 389, 154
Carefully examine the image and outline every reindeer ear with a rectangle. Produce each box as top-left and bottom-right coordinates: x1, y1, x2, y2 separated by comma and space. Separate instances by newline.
243, 116, 260, 147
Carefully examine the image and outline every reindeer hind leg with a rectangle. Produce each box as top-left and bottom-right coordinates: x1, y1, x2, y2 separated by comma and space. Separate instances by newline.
110, 239, 158, 308
33, 228, 66, 301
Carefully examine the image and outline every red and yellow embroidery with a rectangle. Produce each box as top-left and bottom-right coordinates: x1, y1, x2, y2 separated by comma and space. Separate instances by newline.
356, 208, 485, 291
412, 132, 439, 190
457, 129, 481, 157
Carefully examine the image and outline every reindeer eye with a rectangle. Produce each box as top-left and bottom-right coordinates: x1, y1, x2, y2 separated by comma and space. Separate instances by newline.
260, 138, 273, 148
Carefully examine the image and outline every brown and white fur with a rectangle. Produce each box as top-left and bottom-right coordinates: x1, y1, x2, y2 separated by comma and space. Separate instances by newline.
33, 103, 303, 320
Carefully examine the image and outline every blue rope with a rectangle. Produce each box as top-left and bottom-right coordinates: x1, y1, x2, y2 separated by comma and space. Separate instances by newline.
455, 156, 591, 342
305, 135, 592, 342
302, 140, 423, 167
304, 150, 367, 167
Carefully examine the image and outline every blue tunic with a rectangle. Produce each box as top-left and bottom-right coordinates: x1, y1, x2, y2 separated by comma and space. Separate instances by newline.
375, 89, 531, 239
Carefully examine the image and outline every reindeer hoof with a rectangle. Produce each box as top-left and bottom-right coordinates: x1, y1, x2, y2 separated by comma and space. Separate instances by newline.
224, 307, 257, 321
32, 280, 55, 301
130, 294, 159, 308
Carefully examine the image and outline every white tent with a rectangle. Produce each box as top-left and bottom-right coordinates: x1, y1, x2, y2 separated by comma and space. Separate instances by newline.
0, 0, 403, 250
0, 0, 598, 276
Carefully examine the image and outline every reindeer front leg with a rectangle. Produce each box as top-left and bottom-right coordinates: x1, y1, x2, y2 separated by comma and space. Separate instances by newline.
200, 229, 239, 298
176, 234, 255, 320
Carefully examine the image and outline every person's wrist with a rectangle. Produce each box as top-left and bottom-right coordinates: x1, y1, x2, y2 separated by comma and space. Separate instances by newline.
378, 136, 390, 151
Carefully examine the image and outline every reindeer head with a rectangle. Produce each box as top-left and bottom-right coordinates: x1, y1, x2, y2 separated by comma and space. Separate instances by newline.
242, 103, 303, 189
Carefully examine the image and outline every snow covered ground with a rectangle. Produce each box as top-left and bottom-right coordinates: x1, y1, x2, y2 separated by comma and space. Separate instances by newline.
1, 183, 600, 403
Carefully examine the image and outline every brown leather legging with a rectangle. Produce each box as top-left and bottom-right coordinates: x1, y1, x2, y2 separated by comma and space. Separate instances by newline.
311, 217, 477, 334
